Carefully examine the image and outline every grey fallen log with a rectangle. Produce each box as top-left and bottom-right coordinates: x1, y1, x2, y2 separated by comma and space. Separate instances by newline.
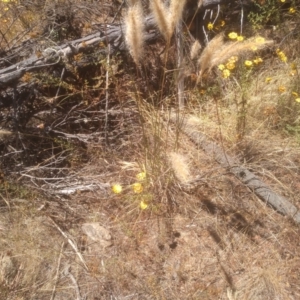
171, 114, 300, 224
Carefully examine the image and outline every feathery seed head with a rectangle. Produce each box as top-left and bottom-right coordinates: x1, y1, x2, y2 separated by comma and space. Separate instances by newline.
150, 0, 170, 41
151, 0, 187, 42
197, 35, 272, 79
124, 2, 145, 64
197, 33, 224, 78
167, 0, 187, 39
169, 152, 191, 183
190, 40, 202, 60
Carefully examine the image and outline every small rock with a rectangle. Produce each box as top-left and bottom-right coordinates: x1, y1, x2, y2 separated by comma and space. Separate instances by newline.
82, 223, 112, 248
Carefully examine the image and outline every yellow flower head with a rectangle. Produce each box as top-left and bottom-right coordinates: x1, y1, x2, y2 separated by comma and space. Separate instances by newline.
229, 56, 239, 62
237, 35, 244, 41
276, 49, 287, 62
222, 69, 230, 79
265, 77, 272, 83
218, 64, 225, 71
280, 55, 287, 63
280, 0, 285, 2
292, 92, 298, 97
140, 200, 148, 210
251, 46, 258, 51
226, 62, 235, 70
132, 182, 143, 194
255, 37, 265, 44
278, 86, 286, 93
289, 7, 296, 13
253, 57, 263, 64
228, 32, 238, 40
207, 22, 214, 30
295, 98, 300, 103
136, 172, 146, 181
244, 60, 253, 67
112, 184, 122, 194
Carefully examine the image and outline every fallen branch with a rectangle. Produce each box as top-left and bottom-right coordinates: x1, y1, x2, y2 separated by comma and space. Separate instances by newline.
49, 218, 89, 271
170, 113, 300, 224
0, 0, 236, 88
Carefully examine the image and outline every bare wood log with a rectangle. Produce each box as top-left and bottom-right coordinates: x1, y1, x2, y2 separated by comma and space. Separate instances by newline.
0, 23, 158, 87
170, 114, 300, 224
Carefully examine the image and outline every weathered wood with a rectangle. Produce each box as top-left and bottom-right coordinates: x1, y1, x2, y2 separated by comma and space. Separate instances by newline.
170, 114, 300, 224
0, 23, 158, 88
0, 0, 237, 89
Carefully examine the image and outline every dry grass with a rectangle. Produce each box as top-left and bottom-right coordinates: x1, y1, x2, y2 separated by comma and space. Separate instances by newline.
1, 1, 300, 300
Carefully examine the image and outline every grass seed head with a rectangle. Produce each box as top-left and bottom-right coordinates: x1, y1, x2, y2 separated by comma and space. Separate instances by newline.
124, 2, 145, 64
190, 39, 202, 60
169, 152, 191, 183
167, 0, 187, 39
150, 0, 170, 41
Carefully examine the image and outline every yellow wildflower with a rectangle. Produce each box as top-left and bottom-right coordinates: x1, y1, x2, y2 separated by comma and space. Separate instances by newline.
228, 32, 238, 39
222, 69, 230, 79
218, 64, 225, 70
292, 92, 298, 97
229, 56, 239, 62
132, 182, 143, 194
265, 77, 272, 83
295, 98, 300, 103
112, 184, 122, 194
253, 57, 263, 64
255, 37, 265, 44
278, 86, 286, 93
289, 7, 296, 13
244, 60, 253, 67
280, 0, 285, 2
276, 49, 287, 62
280, 55, 287, 62
136, 172, 146, 181
207, 22, 214, 30
140, 200, 148, 210
251, 46, 258, 51
237, 35, 244, 41
226, 62, 235, 70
